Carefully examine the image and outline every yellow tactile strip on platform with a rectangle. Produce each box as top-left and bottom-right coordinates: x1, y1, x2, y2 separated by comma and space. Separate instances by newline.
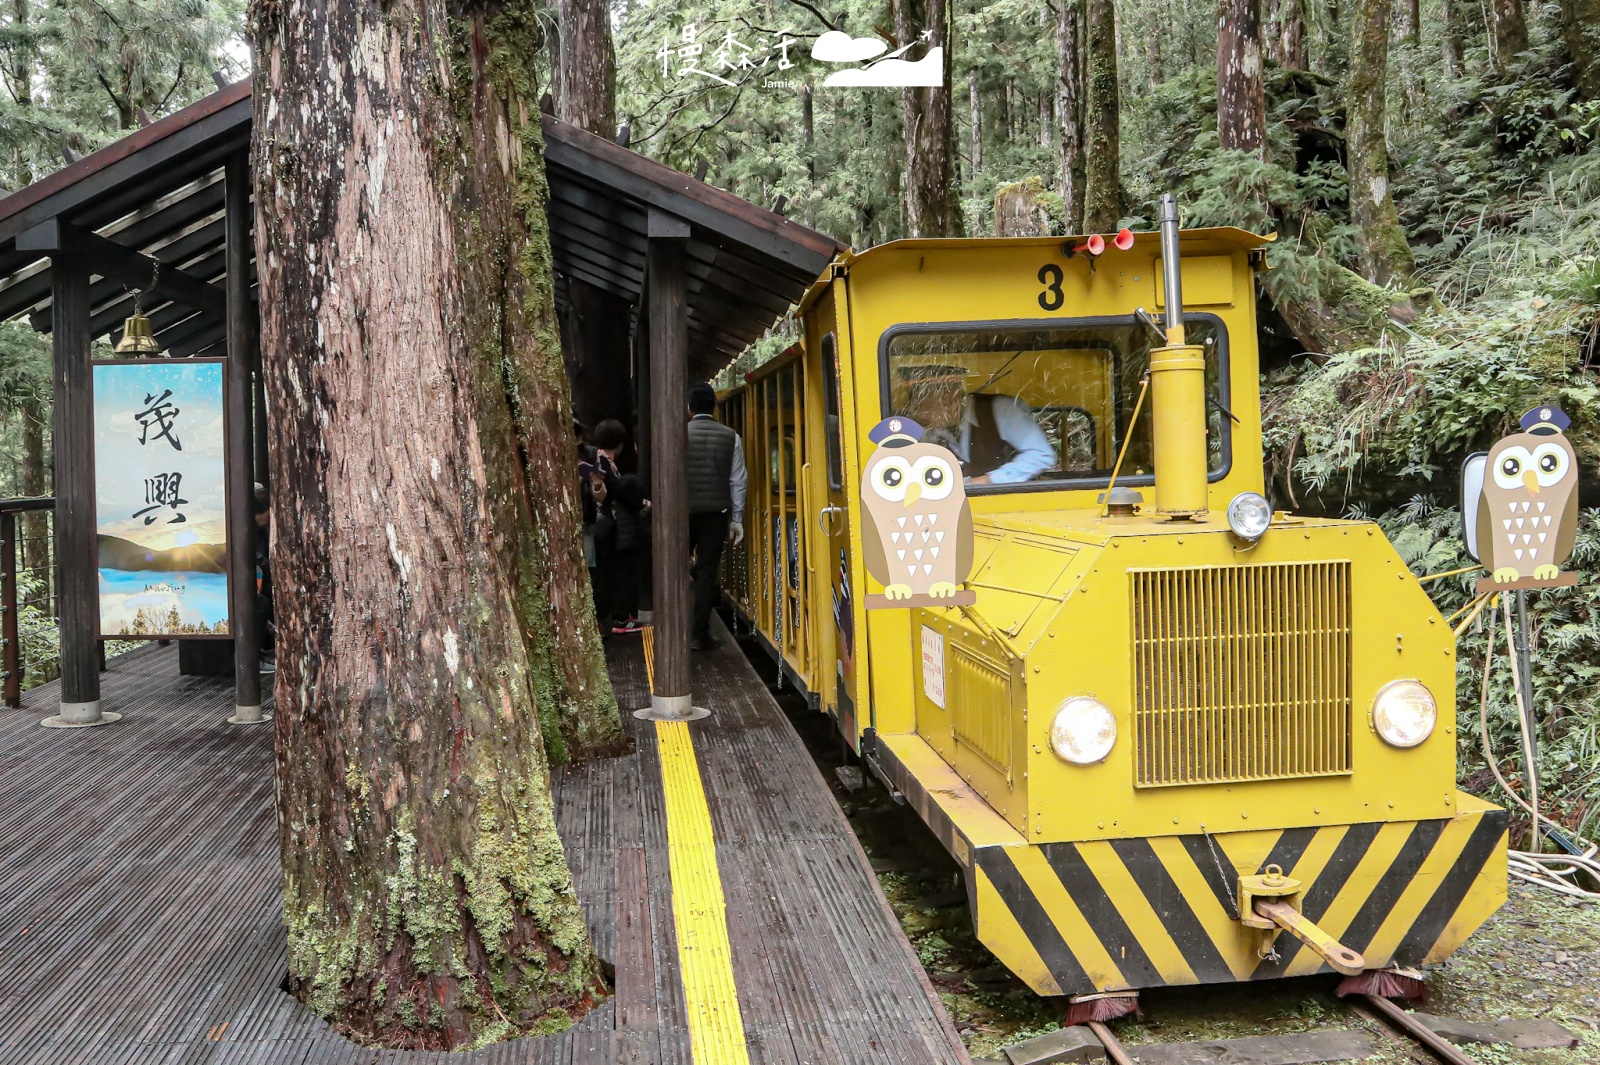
642, 627, 752, 1065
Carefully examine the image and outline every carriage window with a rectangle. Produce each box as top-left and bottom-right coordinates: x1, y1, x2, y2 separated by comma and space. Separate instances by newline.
821, 333, 843, 490
880, 317, 1228, 490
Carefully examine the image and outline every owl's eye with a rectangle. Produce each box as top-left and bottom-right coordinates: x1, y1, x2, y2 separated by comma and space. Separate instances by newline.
1532, 442, 1569, 486
1492, 445, 1534, 490
868, 456, 911, 501
910, 454, 956, 500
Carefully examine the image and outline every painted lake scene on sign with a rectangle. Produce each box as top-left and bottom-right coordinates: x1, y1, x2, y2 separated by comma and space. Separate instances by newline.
92, 359, 230, 637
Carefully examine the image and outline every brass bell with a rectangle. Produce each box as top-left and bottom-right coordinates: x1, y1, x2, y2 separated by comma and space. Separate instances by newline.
114, 311, 164, 355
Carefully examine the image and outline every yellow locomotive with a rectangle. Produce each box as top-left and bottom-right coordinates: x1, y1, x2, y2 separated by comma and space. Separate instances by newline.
719, 198, 1507, 1000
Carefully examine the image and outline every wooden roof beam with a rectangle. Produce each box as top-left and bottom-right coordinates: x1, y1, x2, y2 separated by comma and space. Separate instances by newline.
19, 219, 226, 317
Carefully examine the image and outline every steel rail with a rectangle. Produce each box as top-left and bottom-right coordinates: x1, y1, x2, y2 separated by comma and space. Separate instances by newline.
1360, 994, 1480, 1065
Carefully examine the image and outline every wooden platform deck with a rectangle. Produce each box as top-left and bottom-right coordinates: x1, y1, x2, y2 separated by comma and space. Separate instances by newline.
0, 626, 968, 1064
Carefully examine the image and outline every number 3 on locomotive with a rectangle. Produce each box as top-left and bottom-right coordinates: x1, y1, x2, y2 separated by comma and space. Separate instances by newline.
1037, 263, 1064, 311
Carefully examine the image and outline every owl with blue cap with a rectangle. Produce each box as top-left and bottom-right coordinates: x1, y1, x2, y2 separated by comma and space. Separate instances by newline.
1479, 405, 1579, 583
861, 416, 974, 602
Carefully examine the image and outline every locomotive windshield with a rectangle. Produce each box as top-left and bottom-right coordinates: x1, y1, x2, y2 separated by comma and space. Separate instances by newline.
879, 316, 1229, 491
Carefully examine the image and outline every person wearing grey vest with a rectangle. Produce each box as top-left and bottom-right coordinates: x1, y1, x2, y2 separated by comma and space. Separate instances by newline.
685, 383, 747, 650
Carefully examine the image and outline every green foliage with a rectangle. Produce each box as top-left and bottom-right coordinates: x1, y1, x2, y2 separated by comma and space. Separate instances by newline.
0, 0, 244, 188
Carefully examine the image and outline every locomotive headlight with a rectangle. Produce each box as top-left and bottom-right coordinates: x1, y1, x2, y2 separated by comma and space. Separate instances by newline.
1226, 492, 1273, 542
1372, 680, 1438, 748
1050, 696, 1117, 765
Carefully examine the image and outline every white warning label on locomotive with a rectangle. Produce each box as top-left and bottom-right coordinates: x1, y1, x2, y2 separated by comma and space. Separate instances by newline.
921, 625, 945, 709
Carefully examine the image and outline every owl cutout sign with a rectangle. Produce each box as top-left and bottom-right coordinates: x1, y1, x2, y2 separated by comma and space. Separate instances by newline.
861, 416, 977, 609
1468, 405, 1581, 593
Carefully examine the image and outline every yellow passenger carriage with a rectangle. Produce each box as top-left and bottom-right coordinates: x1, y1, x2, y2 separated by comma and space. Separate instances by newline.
719, 200, 1508, 1001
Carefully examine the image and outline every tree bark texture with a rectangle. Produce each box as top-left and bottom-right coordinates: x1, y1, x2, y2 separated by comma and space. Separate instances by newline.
802, 84, 816, 179
1442, 0, 1464, 77
968, 67, 981, 175
1057, 0, 1083, 231
249, 0, 621, 1045
1559, 0, 1600, 99
1346, 0, 1413, 285
1274, 0, 1308, 70
1491, 0, 1528, 72
896, 0, 964, 236
556, 0, 616, 139
1217, 0, 1266, 155
1081, 0, 1123, 233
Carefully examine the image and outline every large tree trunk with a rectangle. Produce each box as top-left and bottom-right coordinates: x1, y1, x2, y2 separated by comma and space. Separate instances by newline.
1081, 0, 1123, 232
1559, 0, 1600, 99
1491, 0, 1528, 72
250, 0, 621, 1046
1217, 0, 1266, 155
1442, 0, 1464, 77
896, 0, 963, 236
1346, 0, 1412, 285
1276, 0, 1308, 70
556, 0, 616, 139
1057, 0, 1083, 231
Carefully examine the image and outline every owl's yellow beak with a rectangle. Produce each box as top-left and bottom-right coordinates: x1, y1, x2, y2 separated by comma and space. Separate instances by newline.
904, 481, 923, 506
1523, 469, 1540, 494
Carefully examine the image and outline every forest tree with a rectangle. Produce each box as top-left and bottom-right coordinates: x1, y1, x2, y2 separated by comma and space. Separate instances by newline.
1080, 0, 1122, 231
249, 0, 620, 1045
1345, 0, 1412, 284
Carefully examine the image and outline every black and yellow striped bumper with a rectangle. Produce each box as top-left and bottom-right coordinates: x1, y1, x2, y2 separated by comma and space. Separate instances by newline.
873, 733, 1508, 997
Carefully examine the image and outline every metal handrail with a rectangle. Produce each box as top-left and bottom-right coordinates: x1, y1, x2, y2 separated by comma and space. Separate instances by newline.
2, 496, 56, 707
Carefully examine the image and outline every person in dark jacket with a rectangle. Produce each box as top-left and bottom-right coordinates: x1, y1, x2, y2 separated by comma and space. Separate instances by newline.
252, 484, 275, 674
589, 419, 649, 635
684, 383, 746, 651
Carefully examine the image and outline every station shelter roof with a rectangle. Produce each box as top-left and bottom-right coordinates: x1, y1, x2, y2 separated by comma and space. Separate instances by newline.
0, 81, 843, 379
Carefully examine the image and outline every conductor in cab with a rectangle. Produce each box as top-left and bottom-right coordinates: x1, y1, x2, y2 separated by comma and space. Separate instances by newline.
898, 364, 1055, 485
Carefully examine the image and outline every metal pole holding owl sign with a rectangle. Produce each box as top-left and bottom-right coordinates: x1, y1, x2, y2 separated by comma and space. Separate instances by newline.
1463, 405, 1581, 592
860, 416, 977, 609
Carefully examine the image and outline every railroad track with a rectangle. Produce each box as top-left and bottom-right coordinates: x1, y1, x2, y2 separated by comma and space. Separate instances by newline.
1062, 997, 1574, 1061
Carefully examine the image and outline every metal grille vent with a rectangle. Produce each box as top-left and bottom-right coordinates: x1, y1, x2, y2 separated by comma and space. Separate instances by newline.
1130, 562, 1352, 788
951, 647, 1013, 779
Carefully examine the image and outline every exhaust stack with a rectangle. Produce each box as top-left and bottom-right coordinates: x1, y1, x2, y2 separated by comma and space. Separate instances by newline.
1150, 193, 1209, 520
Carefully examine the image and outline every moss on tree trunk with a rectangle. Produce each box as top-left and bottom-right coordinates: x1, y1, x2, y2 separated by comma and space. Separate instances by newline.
1346, 0, 1413, 286
249, 0, 618, 1047
1081, 0, 1123, 233
1560, 0, 1600, 100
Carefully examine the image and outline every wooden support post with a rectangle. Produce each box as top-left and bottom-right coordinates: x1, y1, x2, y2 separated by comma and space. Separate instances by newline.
2, 511, 18, 709
224, 152, 264, 724
41, 249, 114, 727
645, 210, 693, 719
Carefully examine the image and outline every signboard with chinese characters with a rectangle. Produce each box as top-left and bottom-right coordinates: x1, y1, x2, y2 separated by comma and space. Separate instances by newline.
92, 359, 230, 638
